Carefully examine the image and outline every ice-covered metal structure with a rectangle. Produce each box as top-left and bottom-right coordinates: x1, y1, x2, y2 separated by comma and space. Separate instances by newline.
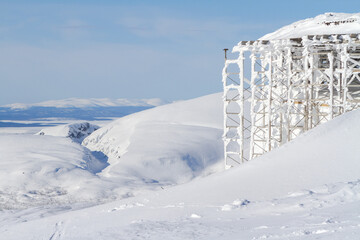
223, 33, 360, 167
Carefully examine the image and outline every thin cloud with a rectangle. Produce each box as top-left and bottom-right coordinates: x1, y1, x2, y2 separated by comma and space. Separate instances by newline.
117, 16, 276, 41
53, 19, 93, 40
56, 19, 93, 29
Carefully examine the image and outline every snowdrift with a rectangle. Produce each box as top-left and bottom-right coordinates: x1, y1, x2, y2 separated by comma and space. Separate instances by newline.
83, 92, 224, 184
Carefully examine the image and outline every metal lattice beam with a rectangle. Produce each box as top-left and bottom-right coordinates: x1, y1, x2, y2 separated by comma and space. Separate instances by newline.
224, 34, 360, 168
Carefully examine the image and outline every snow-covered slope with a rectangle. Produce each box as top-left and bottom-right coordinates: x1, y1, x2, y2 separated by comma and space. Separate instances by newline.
2, 106, 360, 239
36, 122, 100, 143
0, 93, 224, 210
83, 92, 224, 184
260, 12, 360, 40
0, 135, 109, 209
156, 107, 360, 203
3, 97, 167, 110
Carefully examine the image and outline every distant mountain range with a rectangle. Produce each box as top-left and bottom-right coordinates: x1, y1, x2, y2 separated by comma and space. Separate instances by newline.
2, 97, 168, 110
0, 98, 170, 124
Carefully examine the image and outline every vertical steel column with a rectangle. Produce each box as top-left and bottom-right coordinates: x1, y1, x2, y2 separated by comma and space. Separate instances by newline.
328, 51, 334, 120
223, 49, 247, 167
238, 51, 245, 163
286, 45, 292, 142
266, 51, 273, 152
222, 59, 230, 168
249, 52, 256, 160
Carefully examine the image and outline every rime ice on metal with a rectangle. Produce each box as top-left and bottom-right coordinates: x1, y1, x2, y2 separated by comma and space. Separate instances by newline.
223, 34, 360, 167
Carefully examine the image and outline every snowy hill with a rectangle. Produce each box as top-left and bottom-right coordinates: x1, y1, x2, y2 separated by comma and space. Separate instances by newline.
0, 92, 224, 210
83, 92, 224, 184
2, 103, 360, 239
260, 12, 360, 40
36, 122, 100, 143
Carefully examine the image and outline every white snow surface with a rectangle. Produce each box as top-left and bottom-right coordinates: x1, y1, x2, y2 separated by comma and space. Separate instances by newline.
36, 122, 100, 143
260, 12, 360, 40
0, 135, 108, 209
3, 97, 167, 109
1, 98, 360, 239
82, 92, 224, 184
0, 93, 224, 210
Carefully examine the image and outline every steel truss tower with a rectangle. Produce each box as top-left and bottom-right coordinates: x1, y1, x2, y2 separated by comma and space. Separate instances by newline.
223, 34, 360, 167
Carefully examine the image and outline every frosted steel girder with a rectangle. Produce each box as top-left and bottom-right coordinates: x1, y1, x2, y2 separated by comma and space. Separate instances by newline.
224, 34, 360, 168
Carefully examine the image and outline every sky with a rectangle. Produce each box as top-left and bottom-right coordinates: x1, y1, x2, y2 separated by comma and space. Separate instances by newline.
0, 0, 358, 105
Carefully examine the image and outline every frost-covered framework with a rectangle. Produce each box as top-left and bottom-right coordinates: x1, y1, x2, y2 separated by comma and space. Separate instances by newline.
223, 33, 360, 167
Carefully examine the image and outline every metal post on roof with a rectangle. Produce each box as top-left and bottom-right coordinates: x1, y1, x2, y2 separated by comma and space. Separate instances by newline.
223, 48, 228, 61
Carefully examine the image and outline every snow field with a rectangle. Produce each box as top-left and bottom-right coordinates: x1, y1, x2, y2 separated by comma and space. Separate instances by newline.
2, 95, 360, 239
0, 93, 225, 210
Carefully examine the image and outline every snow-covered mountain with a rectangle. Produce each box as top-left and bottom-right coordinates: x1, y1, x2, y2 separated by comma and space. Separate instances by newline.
0, 100, 165, 123
3, 97, 167, 110
36, 122, 100, 143
260, 12, 360, 40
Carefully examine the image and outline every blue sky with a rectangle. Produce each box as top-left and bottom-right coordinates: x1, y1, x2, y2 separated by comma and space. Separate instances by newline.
0, 0, 358, 104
